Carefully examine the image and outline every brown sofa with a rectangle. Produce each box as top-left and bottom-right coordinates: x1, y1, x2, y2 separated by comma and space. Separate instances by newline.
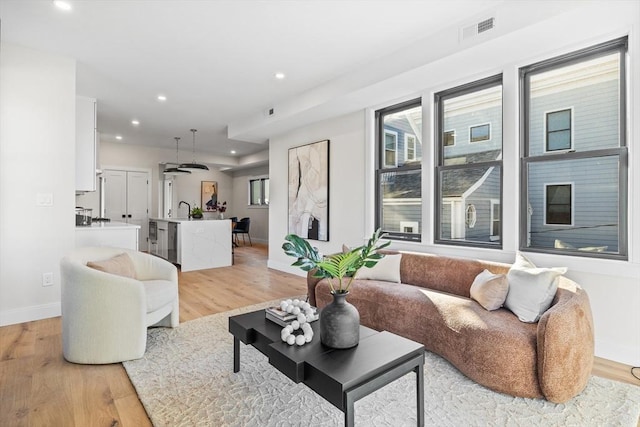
307, 251, 594, 403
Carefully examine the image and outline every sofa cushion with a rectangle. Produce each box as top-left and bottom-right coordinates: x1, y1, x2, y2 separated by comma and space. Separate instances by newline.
470, 269, 509, 311
86, 253, 136, 279
142, 280, 177, 313
356, 253, 401, 283
505, 252, 567, 323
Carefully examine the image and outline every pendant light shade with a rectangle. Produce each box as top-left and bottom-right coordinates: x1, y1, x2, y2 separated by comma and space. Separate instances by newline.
164, 137, 191, 176
179, 129, 209, 171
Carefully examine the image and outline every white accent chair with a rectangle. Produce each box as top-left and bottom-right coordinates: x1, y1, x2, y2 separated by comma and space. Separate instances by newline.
61, 247, 179, 364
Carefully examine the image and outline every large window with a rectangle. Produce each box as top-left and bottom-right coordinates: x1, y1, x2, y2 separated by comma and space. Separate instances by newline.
249, 176, 269, 206
375, 99, 422, 241
520, 37, 627, 258
434, 75, 503, 247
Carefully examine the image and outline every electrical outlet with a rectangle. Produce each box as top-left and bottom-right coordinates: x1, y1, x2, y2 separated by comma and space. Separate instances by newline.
42, 272, 54, 287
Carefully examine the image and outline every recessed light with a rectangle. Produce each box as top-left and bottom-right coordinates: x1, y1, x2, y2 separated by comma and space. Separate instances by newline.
274, 72, 286, 80
157, 95, 167, 102
53, 1, 72, 11
131, 119, 140, 126
115, 135, 123, 140
230, 150, 236, 154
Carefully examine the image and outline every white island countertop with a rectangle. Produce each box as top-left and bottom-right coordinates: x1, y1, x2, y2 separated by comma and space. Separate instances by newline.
150, 217, 225, 223
76, 221, 141, 230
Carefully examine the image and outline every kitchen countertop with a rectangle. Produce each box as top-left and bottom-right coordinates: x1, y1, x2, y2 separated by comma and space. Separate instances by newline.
76, 221, 141, 230
150, 217, 229, 223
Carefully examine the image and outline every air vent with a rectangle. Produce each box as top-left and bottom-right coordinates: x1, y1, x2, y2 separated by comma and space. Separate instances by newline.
461, 16, 496, 41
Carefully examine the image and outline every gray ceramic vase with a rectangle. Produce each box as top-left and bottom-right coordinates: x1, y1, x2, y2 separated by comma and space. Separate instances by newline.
319, 291, 360, 348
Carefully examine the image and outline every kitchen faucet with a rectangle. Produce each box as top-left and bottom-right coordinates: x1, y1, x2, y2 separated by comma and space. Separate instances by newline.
178, 201, 191, 218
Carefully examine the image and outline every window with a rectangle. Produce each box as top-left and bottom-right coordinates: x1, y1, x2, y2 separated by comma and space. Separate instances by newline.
249, 177, 269, 206
435, 75, 503, 247
490, 200, 500, 240
545, 184, 572, 225
444, 131, 456, 147
546, 108, 572, 151
376, 98, 422, 242
470, 123, 491, 142
405, 134, 417, 161
384, 130, 398, 168
520, 37, 627, 258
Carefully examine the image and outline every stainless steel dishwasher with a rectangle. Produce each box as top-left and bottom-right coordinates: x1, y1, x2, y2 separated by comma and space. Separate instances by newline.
168, 222, 178, 263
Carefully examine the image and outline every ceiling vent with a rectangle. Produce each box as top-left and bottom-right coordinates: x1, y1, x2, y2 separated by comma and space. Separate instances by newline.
461, 16, 495, 41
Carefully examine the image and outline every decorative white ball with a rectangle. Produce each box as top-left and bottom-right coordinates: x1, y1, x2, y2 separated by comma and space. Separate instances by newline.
295, 335, 306, 346
286, 305, 295, 313
286, 334, 296, 345
281, 331, 290, 342
291, 307, 300, 315
302, 302, 311, 311
301, 323, 312, 332
305, 334, 313, 343
284, 325, 293, 333
296, 313, 306, 323
293, 299, 300, 306
279, 301, 288, 311
286, 299, 293, 305
291, 320, 300, 330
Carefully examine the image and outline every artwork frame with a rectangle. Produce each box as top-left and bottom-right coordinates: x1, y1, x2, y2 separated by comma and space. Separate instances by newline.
201, 181, 218, 211
288, 139, 329, 241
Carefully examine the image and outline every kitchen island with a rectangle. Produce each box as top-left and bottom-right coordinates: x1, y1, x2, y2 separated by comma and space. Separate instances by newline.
75, 221, 140, 250
150, 218, 232, 272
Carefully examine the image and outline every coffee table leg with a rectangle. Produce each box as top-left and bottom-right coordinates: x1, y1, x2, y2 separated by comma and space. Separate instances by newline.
233, 337, 240, 373
416, 363, 424, 427
344, 393, 355, 427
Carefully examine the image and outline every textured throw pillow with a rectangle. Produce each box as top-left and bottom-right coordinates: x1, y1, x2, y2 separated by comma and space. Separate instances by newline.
356, 254, 402, 283
87, 253, 136, 279
470, 269, 509, 311
504, 252, 567, 323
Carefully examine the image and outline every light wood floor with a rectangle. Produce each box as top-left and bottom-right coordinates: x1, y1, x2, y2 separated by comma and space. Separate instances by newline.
0, 243, 638, 426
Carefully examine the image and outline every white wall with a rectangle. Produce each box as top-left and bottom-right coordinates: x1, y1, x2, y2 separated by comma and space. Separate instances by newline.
231, 166, 269, 244
266, 3, 640, 366
0, 43, 76, 325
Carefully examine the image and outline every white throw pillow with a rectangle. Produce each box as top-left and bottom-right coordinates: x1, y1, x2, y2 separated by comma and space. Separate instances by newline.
470, 269, 509, 311
504, 252, 567, 323
356, 254, 402, 283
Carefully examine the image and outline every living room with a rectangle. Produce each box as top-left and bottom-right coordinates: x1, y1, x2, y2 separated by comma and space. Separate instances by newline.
1, 0, 639, 425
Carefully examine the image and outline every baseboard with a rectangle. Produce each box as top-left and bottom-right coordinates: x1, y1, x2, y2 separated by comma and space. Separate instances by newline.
0, 302, 61, 327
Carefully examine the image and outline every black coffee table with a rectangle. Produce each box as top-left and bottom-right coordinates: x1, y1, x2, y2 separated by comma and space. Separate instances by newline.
229, 309, 425, 426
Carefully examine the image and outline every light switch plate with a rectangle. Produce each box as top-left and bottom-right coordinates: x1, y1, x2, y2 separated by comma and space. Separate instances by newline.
36, 193, 54, 207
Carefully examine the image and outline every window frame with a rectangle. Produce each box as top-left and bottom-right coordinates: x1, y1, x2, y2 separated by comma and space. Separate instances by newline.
375, 97, 422, 242
544, 107, 574, 152
383, 130, 399, 168
544, 182, 574, 226
519, 36, 628, 259
469, 122, 491, 143
248, 176, 269, 207
434, 74, 503, 249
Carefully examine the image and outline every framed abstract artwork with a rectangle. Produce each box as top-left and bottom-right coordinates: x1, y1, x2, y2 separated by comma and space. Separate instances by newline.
201, 181, 218, 211
288, 139, 329, 241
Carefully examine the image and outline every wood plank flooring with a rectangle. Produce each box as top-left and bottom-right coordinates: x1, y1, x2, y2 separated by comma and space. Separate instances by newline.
0, 243, 637, 426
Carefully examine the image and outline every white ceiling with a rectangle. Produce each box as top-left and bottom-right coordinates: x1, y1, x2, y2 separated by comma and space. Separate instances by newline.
0, 0, 502, 158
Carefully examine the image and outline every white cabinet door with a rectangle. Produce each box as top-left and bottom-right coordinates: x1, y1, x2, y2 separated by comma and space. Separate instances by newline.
75, 96, 97, 191
103, 169, 149, 251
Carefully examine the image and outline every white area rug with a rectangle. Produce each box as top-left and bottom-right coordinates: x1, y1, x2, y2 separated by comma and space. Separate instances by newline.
124, 299, 640, 427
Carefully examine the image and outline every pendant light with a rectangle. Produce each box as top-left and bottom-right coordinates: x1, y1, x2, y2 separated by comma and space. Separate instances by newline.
163, 137, 191, 176
179, 128, 209, 171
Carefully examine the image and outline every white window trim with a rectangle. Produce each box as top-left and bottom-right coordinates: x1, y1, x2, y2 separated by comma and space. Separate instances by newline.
543, 182, 574, 226
404, 133, 417, 161
490, 199, 500, 241
384, 130, 398, 168
444, 129, 456, 147
468, 122, 491, 143
543, 106, 574, 153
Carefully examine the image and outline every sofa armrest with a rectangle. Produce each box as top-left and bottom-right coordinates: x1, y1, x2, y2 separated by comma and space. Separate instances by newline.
128, 250, 178, 283
536, 279, 594, 403
306, 269, 323, 307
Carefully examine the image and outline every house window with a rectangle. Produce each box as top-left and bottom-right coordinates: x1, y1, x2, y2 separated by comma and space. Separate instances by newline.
444, 131, 456, 147
490, 200, 500, 240
546, 108, 572, 151
249, 176, 269, 206
384, 130, 398, 168
405, 134, 417, 161
545, 184, 572, 225
470, 123, 490, 143
435, 75, 502, 247
520, 37, 627, 258
376, 98, 422, 242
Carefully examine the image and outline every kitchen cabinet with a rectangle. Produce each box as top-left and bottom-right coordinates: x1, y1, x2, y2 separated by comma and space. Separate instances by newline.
76, 222, 140, 250
76, 96, 98, 192
103, 169, 149, 251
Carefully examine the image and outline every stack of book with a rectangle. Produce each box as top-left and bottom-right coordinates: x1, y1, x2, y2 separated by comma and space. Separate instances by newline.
265, 306, 317, 327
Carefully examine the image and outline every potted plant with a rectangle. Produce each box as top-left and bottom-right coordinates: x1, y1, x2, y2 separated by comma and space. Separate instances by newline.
282, 228, 390, 348
190, 206, 203, 219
